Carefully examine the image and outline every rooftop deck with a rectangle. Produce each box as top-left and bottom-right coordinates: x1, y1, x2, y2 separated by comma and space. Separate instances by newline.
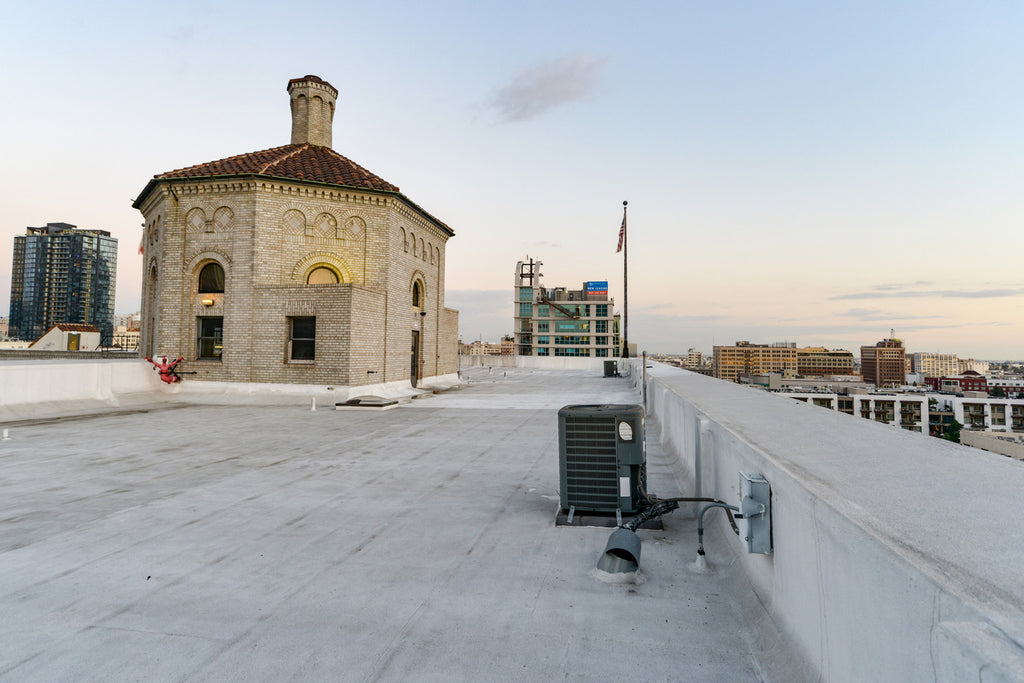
0, 367, 775, 680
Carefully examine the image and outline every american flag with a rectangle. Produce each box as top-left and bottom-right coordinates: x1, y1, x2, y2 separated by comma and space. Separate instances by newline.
616, 215, 625, 253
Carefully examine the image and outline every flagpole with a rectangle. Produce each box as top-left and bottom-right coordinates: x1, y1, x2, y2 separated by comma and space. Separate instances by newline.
622, 200, 628, 359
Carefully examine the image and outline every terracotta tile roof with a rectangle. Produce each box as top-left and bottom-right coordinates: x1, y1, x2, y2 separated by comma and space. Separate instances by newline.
53, 323, 101, 333
155, 144, 400, 193
137, 143, 453, 235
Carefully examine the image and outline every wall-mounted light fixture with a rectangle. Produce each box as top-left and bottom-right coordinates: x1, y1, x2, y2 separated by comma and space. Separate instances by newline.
201, 298, 215, 307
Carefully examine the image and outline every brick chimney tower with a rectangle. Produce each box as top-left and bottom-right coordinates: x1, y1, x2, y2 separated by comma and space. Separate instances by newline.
288, 75, 338, 148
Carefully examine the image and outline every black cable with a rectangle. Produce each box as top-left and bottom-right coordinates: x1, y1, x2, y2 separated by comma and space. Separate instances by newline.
623, 500, 679, 531
638, 484, 739, 535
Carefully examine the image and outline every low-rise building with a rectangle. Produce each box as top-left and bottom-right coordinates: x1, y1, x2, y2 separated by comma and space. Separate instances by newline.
944, 396, 1024, 432
461, 340, 513, 356
960, 358, 990, 374
929, 407, 956, 438
29, 324, 102, 351
783, 390, 927, 432
959, 431, 1024, 460
908, 352, 960, 377
924, 372, 988, 394
988, 378, 1024, 398
111, 325, 140, 351
713, 341, 798, 382
796, 346, 855, 377
785, 387, 1024, 436
684, 348, 704, 369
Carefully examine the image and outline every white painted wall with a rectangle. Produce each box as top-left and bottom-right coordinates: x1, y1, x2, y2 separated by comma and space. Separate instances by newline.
635, 361, 1024, 682
0, 360, 165, 420
0, 361, 463, 420
460, 355, 627, 372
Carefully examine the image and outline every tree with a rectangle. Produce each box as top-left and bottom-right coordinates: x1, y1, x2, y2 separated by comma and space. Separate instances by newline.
943, 419, 963, 443
991, 386, 1006, 398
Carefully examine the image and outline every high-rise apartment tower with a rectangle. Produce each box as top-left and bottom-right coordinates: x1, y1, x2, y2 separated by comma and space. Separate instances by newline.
8, 223, 118, 345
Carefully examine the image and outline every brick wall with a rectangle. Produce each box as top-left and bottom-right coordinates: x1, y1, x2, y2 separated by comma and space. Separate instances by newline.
138, 178, 456, 389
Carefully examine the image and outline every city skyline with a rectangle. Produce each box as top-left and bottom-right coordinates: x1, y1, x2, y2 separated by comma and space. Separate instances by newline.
2, 2, 1022, 357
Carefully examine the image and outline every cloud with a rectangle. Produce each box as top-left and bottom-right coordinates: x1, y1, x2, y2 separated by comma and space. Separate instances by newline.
872, 281, 933, 291
489, 55, 605, 122
830, 287, 1024, 301
840, 308, 947, 322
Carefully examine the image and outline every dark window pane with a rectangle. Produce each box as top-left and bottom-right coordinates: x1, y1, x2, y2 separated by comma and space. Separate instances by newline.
292, 340, 315, 360
290, 317, 315, 361
197, 316, 223, 359
198, 263, 225, 293
292, 317, 315, 339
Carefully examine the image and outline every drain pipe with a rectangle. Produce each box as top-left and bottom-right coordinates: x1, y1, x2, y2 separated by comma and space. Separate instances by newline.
597, 500, 679, 574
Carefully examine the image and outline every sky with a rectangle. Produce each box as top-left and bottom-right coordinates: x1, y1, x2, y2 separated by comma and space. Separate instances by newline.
1, 1, 1022, 358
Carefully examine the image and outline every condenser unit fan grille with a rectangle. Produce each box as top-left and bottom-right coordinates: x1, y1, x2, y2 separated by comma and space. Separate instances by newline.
563, 416, 619, 509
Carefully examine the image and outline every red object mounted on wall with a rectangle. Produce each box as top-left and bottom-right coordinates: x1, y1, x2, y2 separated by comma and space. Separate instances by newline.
145, 356, 184, 384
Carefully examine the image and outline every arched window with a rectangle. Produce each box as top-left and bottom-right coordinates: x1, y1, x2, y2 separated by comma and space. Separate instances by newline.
198, 262, 225, 293
307, 266, 340, 284
412, 281, 423, 308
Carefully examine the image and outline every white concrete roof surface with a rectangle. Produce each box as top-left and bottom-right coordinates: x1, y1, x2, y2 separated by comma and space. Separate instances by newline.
0, 367, 775, 681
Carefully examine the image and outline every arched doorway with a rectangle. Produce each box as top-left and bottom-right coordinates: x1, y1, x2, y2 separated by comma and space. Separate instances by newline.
411, 281, 424, 387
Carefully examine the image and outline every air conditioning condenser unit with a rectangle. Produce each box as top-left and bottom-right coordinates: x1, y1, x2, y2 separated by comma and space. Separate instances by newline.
558, 404, 646, 514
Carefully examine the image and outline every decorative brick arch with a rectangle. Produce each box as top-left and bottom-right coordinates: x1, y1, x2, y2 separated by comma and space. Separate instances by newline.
186, 207, 207, 233
213, 206, 234, 232
185, 250, 232, 290
343, 214, 366, 239
409, 270, 427, 307
282, 208, 307, 235
314, 212, 337, 238
290, 251, 353, 284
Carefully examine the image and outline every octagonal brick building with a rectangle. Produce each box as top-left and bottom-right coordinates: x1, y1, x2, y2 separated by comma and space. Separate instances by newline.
133, 75, 458, 388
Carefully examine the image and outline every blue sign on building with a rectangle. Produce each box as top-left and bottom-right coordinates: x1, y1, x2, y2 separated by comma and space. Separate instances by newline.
586, 281, 608, 295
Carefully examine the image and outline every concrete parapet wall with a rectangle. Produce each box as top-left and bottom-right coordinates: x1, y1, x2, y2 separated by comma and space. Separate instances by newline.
0, 350, 139, 361
0, 360, 165, 421
0, 359, 464, 421
460, 355, 627, 372
636, 361, 1024, 682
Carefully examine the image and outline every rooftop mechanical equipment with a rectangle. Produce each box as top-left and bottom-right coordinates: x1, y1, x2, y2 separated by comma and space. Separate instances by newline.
558, 404, 646, 515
